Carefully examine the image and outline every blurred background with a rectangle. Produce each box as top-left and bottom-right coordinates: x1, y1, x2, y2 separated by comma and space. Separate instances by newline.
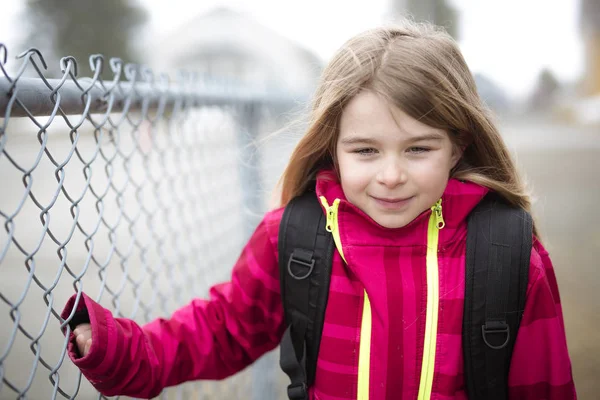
0, 0, 598, 399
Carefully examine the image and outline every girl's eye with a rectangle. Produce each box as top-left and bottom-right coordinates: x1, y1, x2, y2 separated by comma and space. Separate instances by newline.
354, 148, 377, 156
408, 147, 430, 154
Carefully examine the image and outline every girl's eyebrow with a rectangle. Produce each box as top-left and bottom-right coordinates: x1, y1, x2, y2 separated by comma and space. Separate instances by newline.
339, 137, 379, 146
340, 132, 445, 145
405, 132, 445, 142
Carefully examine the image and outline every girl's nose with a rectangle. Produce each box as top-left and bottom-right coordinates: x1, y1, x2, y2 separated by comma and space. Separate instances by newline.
376, 158, 408, 188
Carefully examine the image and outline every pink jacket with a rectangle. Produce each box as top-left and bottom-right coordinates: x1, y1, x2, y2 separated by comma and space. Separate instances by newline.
61, 171, 576, 399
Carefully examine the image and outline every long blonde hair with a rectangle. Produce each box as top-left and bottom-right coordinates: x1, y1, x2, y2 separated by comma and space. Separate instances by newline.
279, 21, 537, 235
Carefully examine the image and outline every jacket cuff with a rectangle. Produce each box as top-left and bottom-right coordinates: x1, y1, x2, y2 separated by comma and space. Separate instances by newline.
61, 292, 110, 372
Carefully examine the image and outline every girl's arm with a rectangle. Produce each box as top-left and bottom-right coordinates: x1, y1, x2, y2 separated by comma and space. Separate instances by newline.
61, 212, 285, 399
507, 238, 577, 399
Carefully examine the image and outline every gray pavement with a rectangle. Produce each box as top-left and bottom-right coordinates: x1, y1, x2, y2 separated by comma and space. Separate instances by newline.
500, 116, 599, 399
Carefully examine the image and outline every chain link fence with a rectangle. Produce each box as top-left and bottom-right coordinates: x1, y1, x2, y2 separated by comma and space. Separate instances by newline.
0, 45, 305, 399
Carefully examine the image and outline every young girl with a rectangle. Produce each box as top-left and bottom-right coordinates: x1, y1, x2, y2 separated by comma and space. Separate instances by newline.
62, 21, 576, 399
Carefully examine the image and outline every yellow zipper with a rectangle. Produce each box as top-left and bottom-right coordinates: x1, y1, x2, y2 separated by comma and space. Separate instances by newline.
319, 196, 444, 400
319, 196, 372, 400
417, 199, 445, 400
320, 197, 344, 258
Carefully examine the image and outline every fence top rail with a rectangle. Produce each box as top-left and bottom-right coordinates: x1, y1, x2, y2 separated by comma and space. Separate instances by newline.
0, 76, 297, 118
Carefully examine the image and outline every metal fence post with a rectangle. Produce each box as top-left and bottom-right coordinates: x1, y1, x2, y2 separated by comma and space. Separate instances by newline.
236, 102, 265, 240
235, 101, 282, 400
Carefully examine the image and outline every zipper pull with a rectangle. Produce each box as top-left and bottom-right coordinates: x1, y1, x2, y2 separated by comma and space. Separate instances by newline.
431, 199, 445, 229
326, 207, 335, 232
320, 197, 339, 233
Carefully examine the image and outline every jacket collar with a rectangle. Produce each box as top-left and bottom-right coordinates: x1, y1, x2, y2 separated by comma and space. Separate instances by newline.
314, 169, 488, 247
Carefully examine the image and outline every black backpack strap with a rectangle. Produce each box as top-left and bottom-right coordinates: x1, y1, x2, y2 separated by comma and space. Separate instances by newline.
278, 191, 335, 400
463, 193, 533, 400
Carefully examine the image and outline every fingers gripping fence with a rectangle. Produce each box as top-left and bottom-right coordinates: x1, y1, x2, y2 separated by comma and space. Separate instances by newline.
0, 45, 298, 399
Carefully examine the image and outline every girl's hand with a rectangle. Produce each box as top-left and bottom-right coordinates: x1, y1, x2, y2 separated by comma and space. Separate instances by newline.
73, 323, 92, 357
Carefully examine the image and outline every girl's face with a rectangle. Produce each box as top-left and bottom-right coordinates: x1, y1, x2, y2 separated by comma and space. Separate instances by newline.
336, 90, 461, 229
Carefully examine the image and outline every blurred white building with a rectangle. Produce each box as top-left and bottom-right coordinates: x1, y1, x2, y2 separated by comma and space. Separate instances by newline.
151, 7, 323, 96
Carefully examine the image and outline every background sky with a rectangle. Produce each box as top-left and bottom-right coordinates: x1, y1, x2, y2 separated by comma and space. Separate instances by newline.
0, 0, 585, 99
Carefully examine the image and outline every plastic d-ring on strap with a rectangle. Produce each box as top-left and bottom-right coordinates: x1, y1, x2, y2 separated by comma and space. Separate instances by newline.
287, 250, 315, 280
481, 320, 510, 350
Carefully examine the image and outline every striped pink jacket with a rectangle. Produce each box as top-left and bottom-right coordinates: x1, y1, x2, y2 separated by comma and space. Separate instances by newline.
61, 171, 576, 399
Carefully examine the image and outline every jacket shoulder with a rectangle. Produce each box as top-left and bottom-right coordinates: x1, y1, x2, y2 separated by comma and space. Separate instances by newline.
261, 207, 285, 262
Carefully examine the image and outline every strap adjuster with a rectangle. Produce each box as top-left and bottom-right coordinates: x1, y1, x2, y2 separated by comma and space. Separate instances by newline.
481, 320, 510, 350
287, 382, 308, 400
287, 250, 315, 280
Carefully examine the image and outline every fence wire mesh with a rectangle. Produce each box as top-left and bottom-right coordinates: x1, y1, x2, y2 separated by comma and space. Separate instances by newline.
0, 45, 302, 400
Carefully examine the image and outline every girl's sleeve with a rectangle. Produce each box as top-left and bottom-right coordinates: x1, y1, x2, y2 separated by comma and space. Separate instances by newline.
507, 239, 577, 399
60, 211, 286, 399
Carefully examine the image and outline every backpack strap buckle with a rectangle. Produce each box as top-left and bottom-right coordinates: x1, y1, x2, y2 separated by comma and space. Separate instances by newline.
287, 249, 315, 280
481, 320, 510, 350
287, 382, 308, 400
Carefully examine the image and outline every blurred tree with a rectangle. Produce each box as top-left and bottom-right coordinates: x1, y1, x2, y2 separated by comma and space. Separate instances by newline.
529, 69, 561, 111
21, 0, 148, 77
390, 0, 459, 39
409, 0, 459, 39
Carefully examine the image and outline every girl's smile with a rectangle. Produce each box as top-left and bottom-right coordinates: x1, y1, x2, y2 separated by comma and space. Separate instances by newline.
369, 195, 414, 211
